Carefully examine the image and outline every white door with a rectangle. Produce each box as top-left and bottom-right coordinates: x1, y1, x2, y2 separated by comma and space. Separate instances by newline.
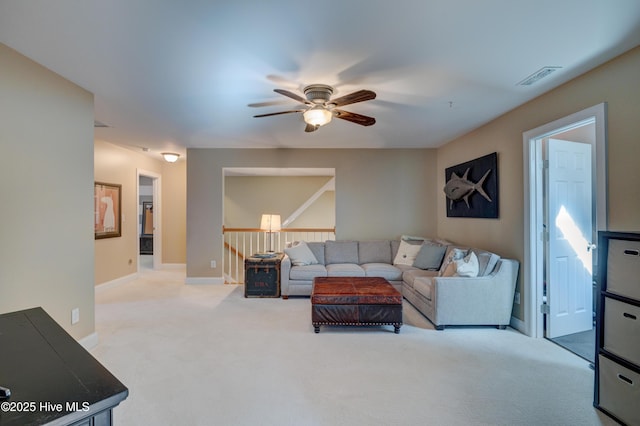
546, 139, 594, 338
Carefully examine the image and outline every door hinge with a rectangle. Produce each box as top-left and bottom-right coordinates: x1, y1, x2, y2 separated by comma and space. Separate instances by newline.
541, 159, 549, 169
540, 304, 550, 314
540, 229, 549, 242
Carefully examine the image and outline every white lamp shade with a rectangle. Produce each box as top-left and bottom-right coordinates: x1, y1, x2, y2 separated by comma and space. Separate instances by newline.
303, 107, 332, 126
260, 214, 281, 232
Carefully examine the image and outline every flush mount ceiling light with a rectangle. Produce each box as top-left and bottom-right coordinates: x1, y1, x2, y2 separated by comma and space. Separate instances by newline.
161, 152, 180, 163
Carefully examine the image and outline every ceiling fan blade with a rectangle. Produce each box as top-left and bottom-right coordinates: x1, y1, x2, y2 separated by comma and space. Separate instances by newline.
330, 90, 376, 107
253, 110, 304, 118
248, 100, 292, 108
333, 109, 376, 126
274, 89, 309, 104
305, 123, 319, 133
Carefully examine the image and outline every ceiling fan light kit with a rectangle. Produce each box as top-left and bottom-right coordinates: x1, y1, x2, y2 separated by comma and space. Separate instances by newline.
253, 83, 376, 132
303, 105, 333, 127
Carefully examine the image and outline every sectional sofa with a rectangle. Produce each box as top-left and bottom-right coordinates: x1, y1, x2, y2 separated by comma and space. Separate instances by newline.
281, 238, 519, 330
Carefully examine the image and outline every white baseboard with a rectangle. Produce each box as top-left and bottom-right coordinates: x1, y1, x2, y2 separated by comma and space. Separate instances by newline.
78, 332, 99, 350
185, 276, 225, 285
95, 272, 138, 293
510, 315, 527, 335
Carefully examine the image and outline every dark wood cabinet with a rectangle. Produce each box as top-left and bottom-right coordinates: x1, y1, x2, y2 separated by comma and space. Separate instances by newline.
0, 308, 128, 426
140, 235, 153, 254
594, 231, 640, 425
244, 253, 283, 298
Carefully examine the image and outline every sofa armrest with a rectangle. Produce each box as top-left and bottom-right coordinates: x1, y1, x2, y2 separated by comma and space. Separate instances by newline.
281, 254, 292, 296
432, 259, 519, 327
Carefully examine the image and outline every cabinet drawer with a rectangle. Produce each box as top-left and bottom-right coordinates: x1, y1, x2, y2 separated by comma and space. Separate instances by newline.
598, 355, 640, 426
604, 297, 640, 365
607, 239, 640, 300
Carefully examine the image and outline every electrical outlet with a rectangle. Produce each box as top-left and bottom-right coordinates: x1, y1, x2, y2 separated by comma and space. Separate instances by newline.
71, 308, 80, 325
514, 292, 521, 304
210, 260, 216, 268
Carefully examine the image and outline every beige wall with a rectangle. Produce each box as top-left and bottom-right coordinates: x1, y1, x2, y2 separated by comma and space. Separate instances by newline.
94, 140, 187, 284
0, 43, 95, 340
162, 159, 187, 264
187, 149, 438, 278
436, 46, 640, 320
224, 176, 335, 228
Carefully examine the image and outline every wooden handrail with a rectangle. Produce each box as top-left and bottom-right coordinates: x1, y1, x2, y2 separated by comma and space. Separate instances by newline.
223, 241, 245, 260
222, 226, 335, 233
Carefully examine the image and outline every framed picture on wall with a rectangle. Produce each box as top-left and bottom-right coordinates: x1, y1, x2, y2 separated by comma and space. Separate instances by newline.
444, 152, 499, 218
94, 182, 122, 239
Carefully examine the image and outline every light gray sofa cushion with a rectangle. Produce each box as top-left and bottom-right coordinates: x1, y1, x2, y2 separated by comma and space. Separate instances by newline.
290, 264, 328, 281
307, 242, 326, 265
325, 263, 365, 277
402, 268, 438, 288
413, 244, 447, 270
413, 277, 434, 301
391, 240, 401, 259
361, 263, 402, 281
325, 241, 359, 265
358, 240, 392, 264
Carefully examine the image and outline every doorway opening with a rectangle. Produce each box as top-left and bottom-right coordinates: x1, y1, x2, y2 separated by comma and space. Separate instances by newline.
522, 103, 607, 362
137, 169, 162, 271
221, 167, 336, 283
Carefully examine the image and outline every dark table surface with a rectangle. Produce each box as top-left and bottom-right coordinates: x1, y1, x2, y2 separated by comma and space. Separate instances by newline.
0, 307, 128, 426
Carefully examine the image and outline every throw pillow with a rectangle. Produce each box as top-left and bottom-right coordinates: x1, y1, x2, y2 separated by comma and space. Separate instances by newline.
413, 244, 447, 270
284, 241, 319, 266
455, 251, 479, 277
393, 240, 422, 266
401, 234, 427, 242
439, 248, 467, 277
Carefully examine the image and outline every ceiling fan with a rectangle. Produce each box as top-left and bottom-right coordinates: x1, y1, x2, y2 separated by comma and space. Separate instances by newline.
253, 84, 376, 132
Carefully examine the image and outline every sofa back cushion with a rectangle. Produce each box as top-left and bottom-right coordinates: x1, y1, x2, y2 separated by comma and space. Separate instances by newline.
307, 242, 326, 265
391, 240, 401, 259
325, 240, 359, 265
358, 240, 392, 264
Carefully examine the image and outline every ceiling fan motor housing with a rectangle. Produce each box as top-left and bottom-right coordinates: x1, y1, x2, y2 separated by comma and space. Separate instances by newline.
304, 84, 333, 104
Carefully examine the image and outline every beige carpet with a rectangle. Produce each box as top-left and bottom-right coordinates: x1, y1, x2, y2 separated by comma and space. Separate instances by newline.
92, 267, 616, 426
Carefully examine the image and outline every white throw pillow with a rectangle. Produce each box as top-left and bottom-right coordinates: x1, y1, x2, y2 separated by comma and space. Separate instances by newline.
439, 248, 467, 277
284, 241, 318, 266
393, 240, 422, 265
455, 251, 479, 277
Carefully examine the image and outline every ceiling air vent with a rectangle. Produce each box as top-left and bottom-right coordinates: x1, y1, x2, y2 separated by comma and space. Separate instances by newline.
517, 66, 562, 86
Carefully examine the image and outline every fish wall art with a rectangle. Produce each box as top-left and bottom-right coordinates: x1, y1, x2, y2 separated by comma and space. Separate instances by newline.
444, 152, 499, 218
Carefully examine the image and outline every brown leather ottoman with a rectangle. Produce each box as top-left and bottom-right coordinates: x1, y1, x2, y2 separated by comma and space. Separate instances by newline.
311, 277, 403, 334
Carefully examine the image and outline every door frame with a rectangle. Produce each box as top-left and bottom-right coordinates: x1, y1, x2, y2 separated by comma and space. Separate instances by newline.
137, 169, 162, 270
522, 103, 607, 338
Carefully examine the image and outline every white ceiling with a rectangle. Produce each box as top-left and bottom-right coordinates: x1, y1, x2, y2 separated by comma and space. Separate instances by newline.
2, 1, 639, 160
